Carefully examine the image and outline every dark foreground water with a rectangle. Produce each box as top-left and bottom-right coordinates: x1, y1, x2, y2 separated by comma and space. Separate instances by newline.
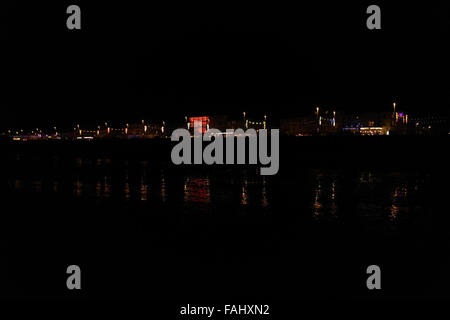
1, 137, 449, 300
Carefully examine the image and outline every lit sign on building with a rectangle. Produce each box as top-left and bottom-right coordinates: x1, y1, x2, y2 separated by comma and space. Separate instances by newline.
189, 116, 210, 134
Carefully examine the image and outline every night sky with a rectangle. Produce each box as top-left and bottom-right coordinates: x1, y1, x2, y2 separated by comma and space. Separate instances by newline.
2, 1, 450, 129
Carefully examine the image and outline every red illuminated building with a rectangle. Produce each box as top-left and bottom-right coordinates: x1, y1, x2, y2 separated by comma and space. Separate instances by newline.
188, 116, 210, 134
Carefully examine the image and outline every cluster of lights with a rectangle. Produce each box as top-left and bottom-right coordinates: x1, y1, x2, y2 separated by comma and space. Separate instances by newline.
7, 120, 167, 141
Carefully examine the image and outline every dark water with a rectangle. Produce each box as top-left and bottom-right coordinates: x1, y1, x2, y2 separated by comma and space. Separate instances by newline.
4, 155, 432, 221
1, 139, 449, 300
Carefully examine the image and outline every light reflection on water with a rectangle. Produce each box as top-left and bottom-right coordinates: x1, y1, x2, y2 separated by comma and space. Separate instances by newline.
184, 177, 211, 205
14, 179, 23, 191
160, 174, 167, 203
241, 179, 248, 206
311, 173, 338, 220
352, 171, 426, 224
5, 155, 430, 222
388, 183, 410, 221
124, 182, 131, 200
261, 177, 268, 208
53, 180, 59, 193
140, 177, 148, 201
74, 179, 83, 197
103, 176, 111, 199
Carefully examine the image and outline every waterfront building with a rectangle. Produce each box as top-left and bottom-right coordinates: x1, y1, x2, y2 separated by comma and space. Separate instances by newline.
409, 113, 449, 135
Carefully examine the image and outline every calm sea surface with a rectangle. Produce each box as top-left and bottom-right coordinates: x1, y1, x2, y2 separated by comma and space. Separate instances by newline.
1, 143, 449, 299
5, 153, 432, 219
